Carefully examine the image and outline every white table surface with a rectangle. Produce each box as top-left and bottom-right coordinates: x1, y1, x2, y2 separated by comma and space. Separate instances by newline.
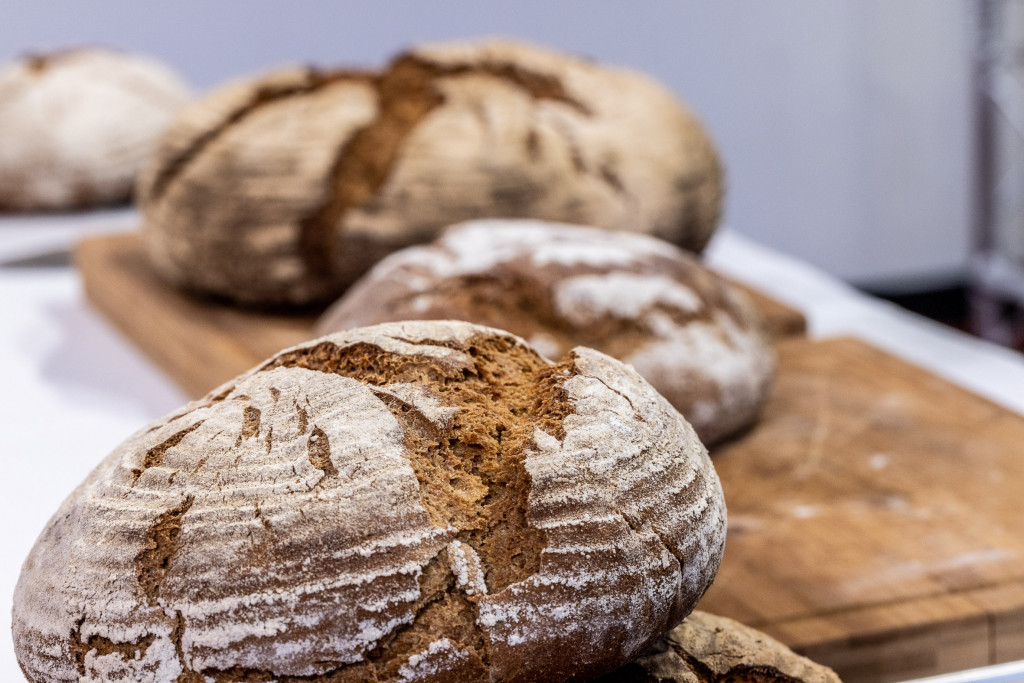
1, 215, 1022, 681
704, 234, 1024, 417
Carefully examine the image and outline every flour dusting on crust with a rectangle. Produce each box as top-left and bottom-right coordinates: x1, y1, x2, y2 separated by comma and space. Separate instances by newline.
13, 321, 726, 682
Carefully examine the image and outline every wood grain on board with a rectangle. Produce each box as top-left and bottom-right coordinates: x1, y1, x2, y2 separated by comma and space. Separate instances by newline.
76, 232, 806, 398
701, 336, 1024, 682
78, 231, 1024, 682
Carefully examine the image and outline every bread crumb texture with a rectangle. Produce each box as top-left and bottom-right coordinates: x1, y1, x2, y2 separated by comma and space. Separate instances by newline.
138, 39, 723, 306
0, 46, 191, 211
13, 321, 726, 682
595, 611, 842, 682
319, 220, 775, 444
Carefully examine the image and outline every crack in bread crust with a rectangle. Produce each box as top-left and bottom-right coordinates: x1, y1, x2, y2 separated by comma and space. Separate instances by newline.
296, 53, 591, 285
135, 495, 194, 607
131, 421, 206, 486
270, 333, 568, 593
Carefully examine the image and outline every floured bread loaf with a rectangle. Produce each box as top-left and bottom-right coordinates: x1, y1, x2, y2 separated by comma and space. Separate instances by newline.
318, 220, 774, 444
13, 320, 727, 682
599, 611, 842, 682
0, 46, 191, 211
138, 38, 723, 306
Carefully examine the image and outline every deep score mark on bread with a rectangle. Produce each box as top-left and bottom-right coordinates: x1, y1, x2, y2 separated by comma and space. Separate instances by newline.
13, 321, 727, 682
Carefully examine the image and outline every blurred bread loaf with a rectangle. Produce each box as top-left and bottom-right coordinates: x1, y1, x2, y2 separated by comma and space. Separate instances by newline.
0, 46, 191, 211
13, 320, 727, 682
319, 220, 773, 444
139, 39, 723, 306
600, 611, 842, 682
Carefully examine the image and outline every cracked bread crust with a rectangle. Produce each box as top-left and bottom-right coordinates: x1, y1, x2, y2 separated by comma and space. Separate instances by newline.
138, 39, 723, 307
598, 611, 842, 682
318, 220, 775, 444
0, 46, 191, 211
13, 320, 726, 682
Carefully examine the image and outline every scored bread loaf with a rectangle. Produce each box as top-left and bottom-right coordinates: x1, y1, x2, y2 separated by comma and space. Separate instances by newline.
138, 38, 723, 306
0, 46, 191, 211
318, 220, 774, 444
598, 611, 842, 682
13, 320, 727, 682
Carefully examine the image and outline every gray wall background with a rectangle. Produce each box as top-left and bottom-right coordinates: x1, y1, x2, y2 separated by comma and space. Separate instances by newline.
1, 0, 975, 288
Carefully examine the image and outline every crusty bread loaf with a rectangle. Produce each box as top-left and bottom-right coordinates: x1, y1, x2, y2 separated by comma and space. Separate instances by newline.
0, 46, 191, 211
138, 39, 723, 306
13, 320, 726, 682
318, 220, 774, 444
599, 611, 842, 682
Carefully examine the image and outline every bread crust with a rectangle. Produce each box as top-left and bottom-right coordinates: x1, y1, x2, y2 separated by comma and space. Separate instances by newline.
13, 320, 726, 682
0, 46, 191, 211
318, 220, 774, 444
598, 611, 842, 682
138, 39, 723, 306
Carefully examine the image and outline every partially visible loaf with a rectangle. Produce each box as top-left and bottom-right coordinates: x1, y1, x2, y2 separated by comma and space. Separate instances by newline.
319, 220, 774, 444
13, 320, 727, 682
0, 46, 191, 211
139, 38, 723, 306
599, 611, 842, 682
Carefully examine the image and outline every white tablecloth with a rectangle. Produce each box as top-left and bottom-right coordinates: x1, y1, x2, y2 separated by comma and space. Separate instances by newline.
1, 216, 1022, 681
704, 234, 1024, 416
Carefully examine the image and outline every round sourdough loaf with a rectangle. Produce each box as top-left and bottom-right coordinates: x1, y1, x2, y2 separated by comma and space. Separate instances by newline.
597, 611, 842, 682
138, 38, 723, 306
13, 320, 727, 682
0, 46, 191, 211
318, 220, 774, 444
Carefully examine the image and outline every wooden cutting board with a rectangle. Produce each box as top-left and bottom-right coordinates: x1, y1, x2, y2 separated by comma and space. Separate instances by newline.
76, 232, 806, 399
78, 232, 1024, 682
700, 336, 1024, 682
